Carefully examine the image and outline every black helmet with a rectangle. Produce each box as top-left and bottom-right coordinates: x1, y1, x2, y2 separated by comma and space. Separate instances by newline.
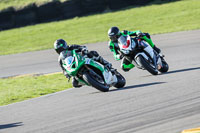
54, 39, 68, 54
108, 26, 121, 42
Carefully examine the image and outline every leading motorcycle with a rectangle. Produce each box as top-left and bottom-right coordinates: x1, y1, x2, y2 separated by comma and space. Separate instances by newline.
117, 35, 169, 75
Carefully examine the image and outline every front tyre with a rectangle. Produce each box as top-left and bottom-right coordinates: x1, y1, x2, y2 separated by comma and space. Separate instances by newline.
114, 71, 126, 88
83, 71, 109, 92
137, 55, 158, 75
159, 58, 169, 73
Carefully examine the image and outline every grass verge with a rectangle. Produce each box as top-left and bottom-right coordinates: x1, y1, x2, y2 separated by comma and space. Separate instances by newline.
0, 0, 200, 55
0, 73, 72, 106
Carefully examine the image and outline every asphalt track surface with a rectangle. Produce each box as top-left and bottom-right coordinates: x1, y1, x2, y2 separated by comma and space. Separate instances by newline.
0, 30, 200, 133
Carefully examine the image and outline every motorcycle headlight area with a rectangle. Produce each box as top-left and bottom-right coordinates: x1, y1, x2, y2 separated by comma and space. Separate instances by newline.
65, 56, 75, 67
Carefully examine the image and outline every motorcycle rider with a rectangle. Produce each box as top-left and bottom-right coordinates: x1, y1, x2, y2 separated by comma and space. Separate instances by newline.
54, 39, 112, 88
108, 26, 161, 72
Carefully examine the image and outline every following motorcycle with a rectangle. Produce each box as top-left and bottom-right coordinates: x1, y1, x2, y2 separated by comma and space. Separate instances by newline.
117, 35, 169, 75
62, 49, 126, 92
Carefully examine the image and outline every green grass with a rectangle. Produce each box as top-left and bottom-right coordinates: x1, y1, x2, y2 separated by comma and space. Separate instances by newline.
0, 0, 199, 55
0, 0, 67, 10
0, 73, 72, 106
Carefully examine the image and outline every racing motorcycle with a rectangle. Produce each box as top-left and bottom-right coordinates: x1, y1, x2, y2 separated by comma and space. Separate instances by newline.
117, 35, 169, 75
62, 49, 126, 92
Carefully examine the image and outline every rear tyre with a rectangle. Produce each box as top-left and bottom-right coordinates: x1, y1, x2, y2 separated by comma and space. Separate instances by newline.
83, 71, 109, 92
159, 59, 169, 73
137, 55, 158, 75
114, 71, 126, 88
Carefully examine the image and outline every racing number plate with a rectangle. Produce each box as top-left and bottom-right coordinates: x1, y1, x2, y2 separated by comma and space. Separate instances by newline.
85, 58, 91, 64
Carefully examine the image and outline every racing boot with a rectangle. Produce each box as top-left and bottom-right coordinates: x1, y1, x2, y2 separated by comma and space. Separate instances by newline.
89, 50, 113, 70
153, 45, 161, 54
99, 56, 112, 70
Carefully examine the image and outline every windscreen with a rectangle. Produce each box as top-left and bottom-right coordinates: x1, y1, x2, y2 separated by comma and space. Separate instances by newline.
65, 56, 74, 67
118, 35, 127, 46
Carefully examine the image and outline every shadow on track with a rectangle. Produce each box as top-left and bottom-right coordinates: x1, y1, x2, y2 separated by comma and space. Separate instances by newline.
142, 67, 200, 78
0, 122, 23, 130
161, 66, 200, 75
110, 82, 166, 92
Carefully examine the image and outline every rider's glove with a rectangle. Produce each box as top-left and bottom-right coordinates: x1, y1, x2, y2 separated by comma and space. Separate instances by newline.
105, 63, 112, 70
116, 54, 123, 60
137, 33, 145, 38
122, 30, 128, 35
81, 47, 88, 55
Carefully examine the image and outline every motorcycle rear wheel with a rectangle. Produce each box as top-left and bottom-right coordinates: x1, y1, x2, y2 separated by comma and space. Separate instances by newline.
83, 71, 109, 92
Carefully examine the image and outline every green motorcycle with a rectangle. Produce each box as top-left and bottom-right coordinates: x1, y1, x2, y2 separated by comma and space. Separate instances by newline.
62, 50, 126, 92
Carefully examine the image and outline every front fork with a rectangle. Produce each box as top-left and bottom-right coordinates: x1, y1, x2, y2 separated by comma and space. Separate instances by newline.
142, 41, 162, 69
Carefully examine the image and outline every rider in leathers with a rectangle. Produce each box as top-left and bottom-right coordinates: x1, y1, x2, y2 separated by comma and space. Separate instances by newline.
54, 39, 112, 88
108, 26, 161, 72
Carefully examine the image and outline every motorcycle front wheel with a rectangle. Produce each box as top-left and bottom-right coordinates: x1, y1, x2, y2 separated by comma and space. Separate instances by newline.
137, 55, 158, 75
114, 71, 126, 88
159, 58, 169, 73
83, 71, 109, 92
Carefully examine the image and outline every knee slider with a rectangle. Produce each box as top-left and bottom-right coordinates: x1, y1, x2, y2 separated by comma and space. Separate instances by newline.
121, 64, 130, 72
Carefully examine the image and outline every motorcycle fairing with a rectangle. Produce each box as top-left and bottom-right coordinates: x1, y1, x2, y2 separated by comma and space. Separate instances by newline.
65, 56, 75, 68
86, 58, 117, 85
63, 51, 85, 76
118, 35, 136, 55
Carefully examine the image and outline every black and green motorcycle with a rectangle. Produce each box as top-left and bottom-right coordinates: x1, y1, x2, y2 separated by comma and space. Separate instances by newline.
62, 50, 126, 92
